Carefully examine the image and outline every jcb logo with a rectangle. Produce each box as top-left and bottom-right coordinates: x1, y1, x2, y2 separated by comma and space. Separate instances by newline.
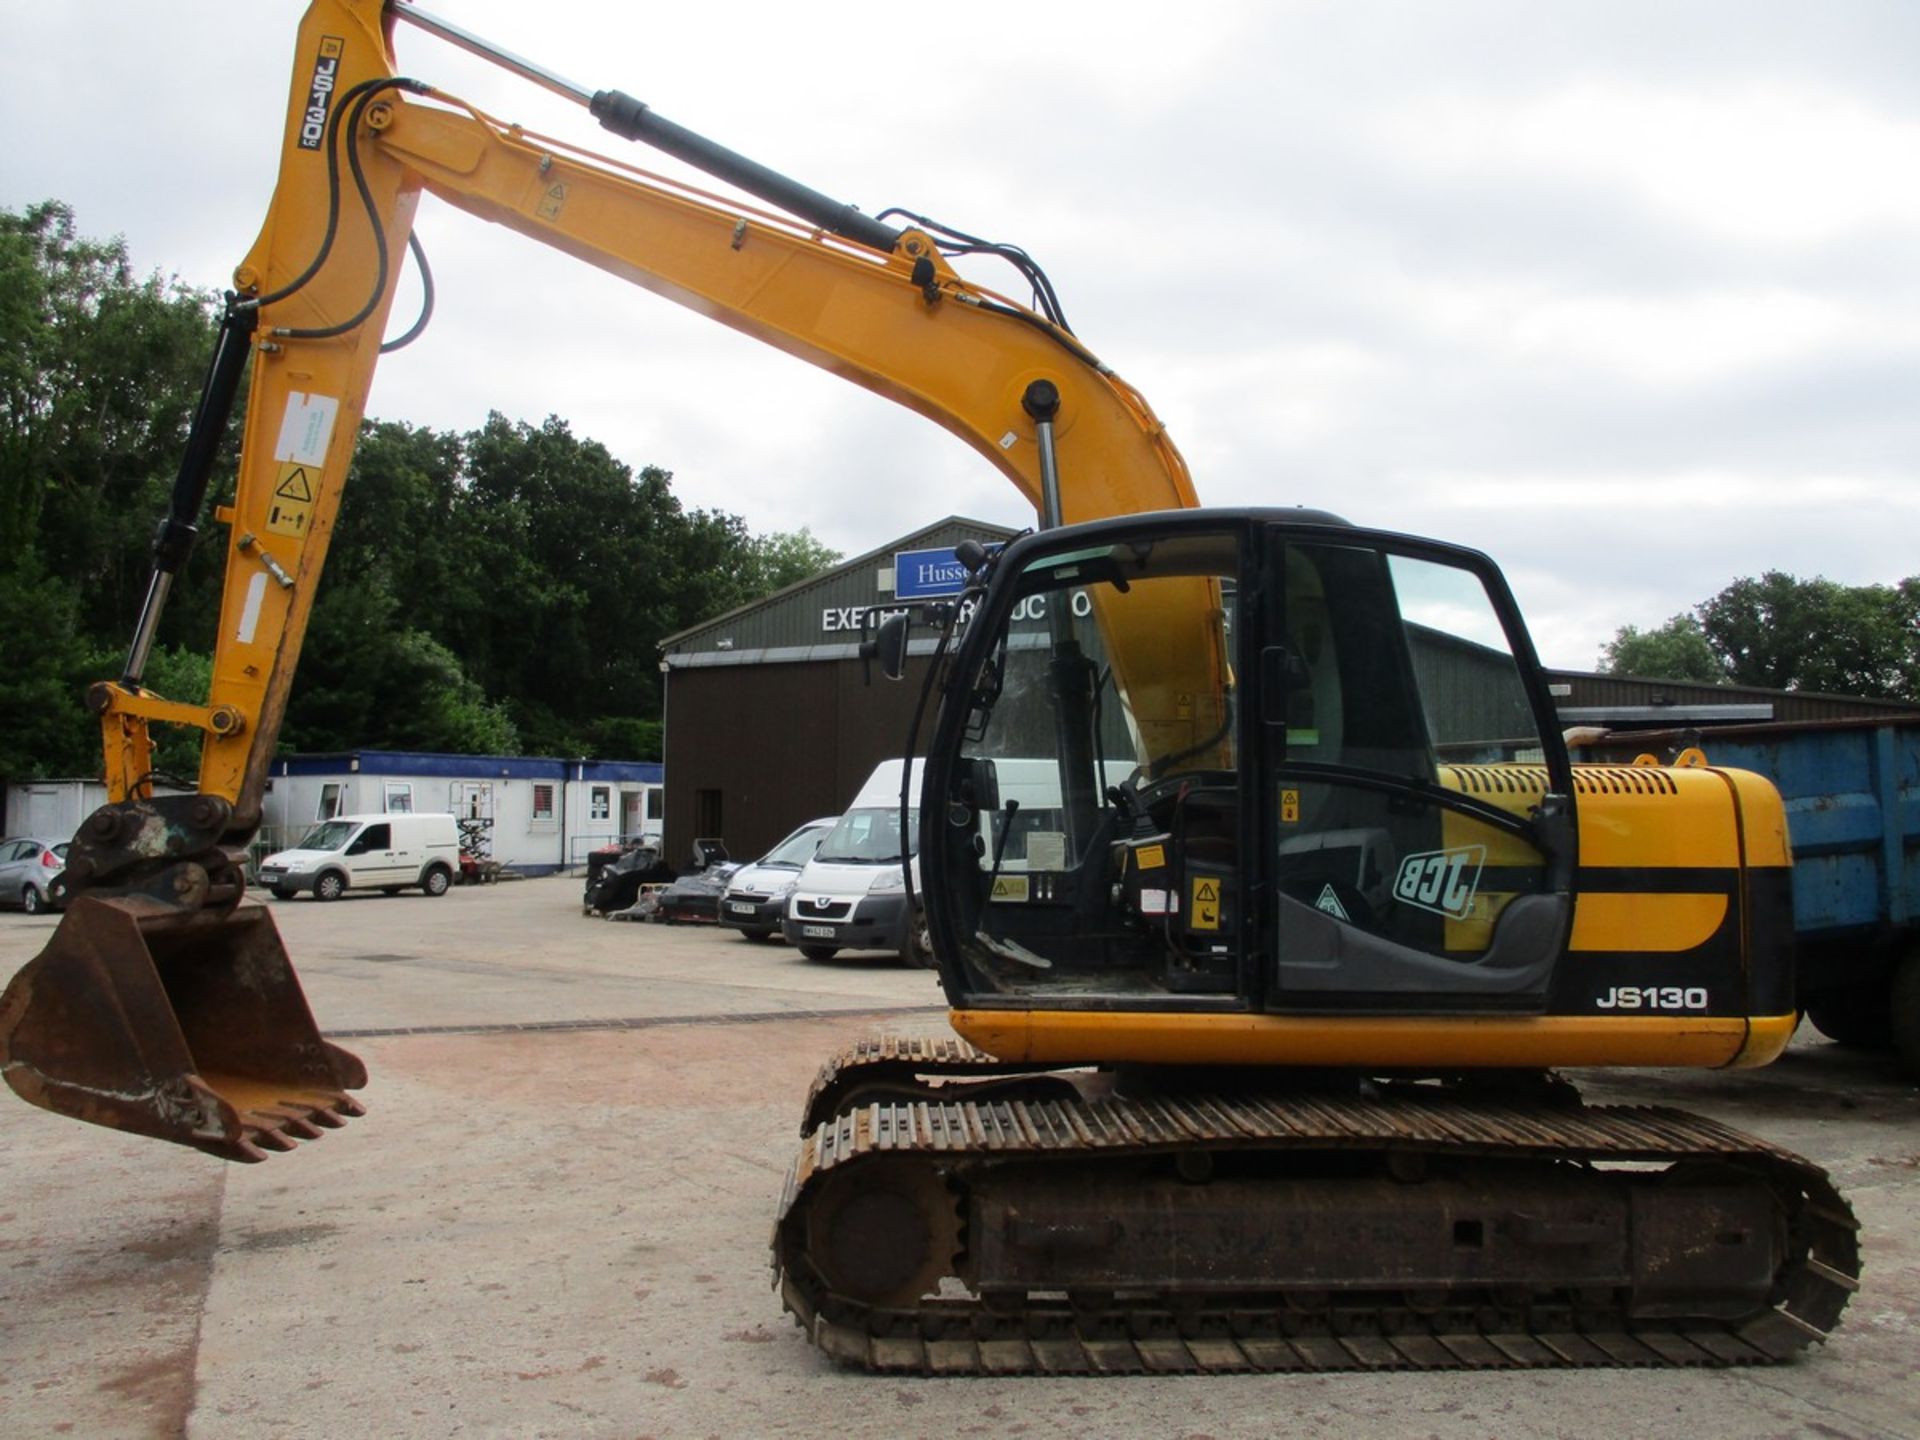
1392, 845, 1485, 920
298, 37, 346, 150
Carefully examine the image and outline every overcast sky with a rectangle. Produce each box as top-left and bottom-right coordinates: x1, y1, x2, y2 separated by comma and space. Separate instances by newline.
6, 1, 1917, 669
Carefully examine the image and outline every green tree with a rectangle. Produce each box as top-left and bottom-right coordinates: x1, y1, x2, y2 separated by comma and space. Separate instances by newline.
0, 202, 226, 784
739, 526, 841, 599
0, 559, 98, 779
141, 644, 216, 782
0, 205, 849, 780
1597, 614, 1726, 683
0, 202, 222, 635
454, 414, 675, 753
282, 577, 520, 756
1698, 571, 1919, 700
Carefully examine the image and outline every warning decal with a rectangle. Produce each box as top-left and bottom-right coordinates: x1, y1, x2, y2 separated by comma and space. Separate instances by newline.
990, 875, 1029, 902
1281, 788, 1300, 823
1189, 875, 1221, 931
537, 181, 569, 222
266, 462, 316, 537
1314, 883, 1351, 923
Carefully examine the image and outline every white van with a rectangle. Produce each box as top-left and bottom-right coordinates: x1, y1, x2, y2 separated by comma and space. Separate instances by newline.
784, 759, 927, 964
257, 813, 461, 902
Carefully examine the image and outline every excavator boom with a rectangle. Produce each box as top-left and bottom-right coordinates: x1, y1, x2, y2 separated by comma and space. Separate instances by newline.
1, 0, 1203, 1158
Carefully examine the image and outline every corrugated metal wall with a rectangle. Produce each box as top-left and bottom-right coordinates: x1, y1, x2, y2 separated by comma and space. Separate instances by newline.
658, 516, 1017, 864
661, 653, 938, 865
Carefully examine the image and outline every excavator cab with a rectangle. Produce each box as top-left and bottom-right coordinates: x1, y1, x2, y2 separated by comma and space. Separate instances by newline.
920, 509, 1580, 1018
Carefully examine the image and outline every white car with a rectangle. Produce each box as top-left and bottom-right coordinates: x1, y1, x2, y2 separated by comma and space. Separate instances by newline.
718, 818, 836, 941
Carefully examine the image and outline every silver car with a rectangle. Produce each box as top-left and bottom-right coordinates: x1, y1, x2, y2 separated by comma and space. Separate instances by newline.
719, 818, 836, 941
0, 836, 69, 914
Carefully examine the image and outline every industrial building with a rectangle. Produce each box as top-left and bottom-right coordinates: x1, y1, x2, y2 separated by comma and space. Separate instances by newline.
259, 750, 663, 876
653, 516, 1920, 866
657, 516, 1018, 864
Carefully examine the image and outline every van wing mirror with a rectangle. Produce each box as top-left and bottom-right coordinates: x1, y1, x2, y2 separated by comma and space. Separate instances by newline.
861, 612, 911, 682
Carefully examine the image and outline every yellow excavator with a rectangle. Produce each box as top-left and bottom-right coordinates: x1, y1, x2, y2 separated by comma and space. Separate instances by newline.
0, 0, 1858, 1373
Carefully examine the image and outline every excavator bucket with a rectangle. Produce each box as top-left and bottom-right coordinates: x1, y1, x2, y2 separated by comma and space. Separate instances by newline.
0, 895, 365, 1162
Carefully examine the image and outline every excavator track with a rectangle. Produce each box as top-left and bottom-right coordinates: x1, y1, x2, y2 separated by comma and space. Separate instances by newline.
774, 1040, 1858, 1374
800, 1036, 1066, 1132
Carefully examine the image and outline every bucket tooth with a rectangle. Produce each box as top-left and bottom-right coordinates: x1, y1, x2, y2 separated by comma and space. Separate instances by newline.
0, 895, 364, 1162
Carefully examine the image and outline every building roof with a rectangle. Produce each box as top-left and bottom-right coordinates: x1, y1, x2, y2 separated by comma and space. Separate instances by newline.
1546, 669, 1920, 727
270, 750, 663, 783
660, 515, 1021, 663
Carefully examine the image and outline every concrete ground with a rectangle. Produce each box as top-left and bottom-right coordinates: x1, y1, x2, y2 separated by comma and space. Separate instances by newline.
0, 876, 1914, 1440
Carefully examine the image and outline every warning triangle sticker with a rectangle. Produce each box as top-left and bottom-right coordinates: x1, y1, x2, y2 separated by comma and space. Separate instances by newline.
1314, 883, 1351, 923
275, 466, 314, 502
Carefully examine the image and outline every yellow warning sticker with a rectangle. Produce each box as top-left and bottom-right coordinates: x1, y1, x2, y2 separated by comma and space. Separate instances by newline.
1281, 788, 1300, 824
1134, 843, 1166, 871
265, 462, 316, 538
990, 875, 1029, 902
1190, 875, 1221, 931
537, 181, 569, 222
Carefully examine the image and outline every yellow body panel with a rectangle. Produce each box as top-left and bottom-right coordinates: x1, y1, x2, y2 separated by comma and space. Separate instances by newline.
1570, 892, 1729, 953
951, 1009, 1797, 1071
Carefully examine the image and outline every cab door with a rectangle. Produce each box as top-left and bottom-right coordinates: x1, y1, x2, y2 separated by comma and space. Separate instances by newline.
1259, 527, 1577, 1013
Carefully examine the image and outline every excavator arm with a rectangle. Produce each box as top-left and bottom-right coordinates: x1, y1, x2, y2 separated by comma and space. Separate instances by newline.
1, 0, 1216, 1158
111, 0, 1216, 832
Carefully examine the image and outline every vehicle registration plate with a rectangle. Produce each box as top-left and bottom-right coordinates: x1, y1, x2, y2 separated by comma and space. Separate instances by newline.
727, 901, 755, 915
802, 924, 836, 939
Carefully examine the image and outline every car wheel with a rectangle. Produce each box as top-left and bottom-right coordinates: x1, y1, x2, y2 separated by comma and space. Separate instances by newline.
314, 871, 346, 902
899, 911, 934, 968
272, 885, 299, 900
423, 866, 452, 897
799, 944, 839, 961
21, 886, 44, 916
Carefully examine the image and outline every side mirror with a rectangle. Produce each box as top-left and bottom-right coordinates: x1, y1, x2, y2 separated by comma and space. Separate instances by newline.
948, 756, 1000, 827
861, 612, 911, 682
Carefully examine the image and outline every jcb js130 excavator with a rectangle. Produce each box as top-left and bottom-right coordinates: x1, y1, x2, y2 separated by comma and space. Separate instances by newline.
0, 1, 1858, 1374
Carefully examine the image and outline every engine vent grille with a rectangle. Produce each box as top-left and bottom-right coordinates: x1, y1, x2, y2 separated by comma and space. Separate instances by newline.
1446, 764, 1681, 798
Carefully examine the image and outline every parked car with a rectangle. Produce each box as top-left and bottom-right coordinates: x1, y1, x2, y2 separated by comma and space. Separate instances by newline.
0, 837, 69, 915
651, 840, 739, 923
653, 862, 743, 923
719, 818, 836, 941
